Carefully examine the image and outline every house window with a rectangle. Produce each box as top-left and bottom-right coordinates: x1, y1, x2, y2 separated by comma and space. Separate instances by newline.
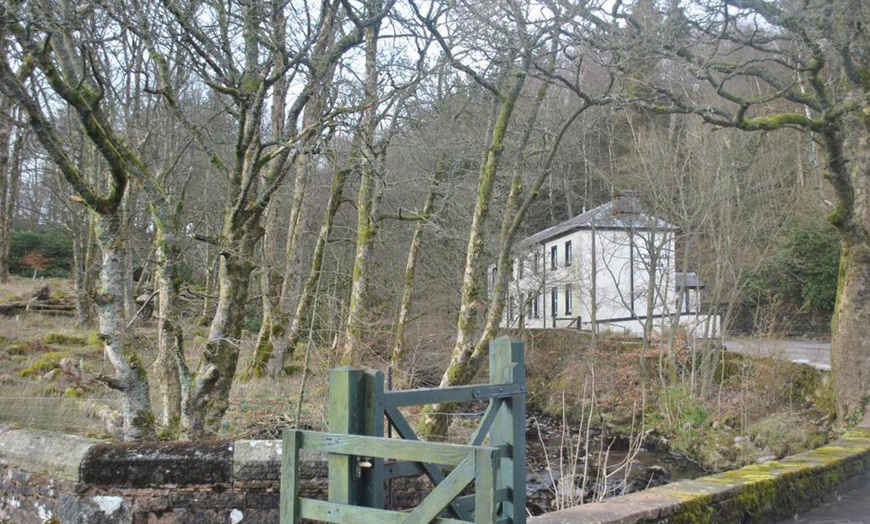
551, 287, 558, 317
533, 293, 540, 318
533, 252, 540, 274
508, 294, 515, 323
565, 240, 572, 267
565, 284, 573, 315
491, 267, 497, 287
550, 245, 557, 270
518, 257, 524, 279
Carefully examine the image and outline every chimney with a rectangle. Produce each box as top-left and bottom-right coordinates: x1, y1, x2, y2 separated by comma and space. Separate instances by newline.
612, 193, 641, 215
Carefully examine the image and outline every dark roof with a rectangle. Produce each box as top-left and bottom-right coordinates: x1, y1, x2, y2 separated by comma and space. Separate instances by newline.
515, 199, 679, 251
675, 272, 704, 289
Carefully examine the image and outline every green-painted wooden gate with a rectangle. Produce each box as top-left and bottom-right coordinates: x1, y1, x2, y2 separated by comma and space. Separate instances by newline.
280, 336, 526, 524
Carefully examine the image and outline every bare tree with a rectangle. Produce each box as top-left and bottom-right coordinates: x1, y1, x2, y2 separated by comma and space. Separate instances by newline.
609, 0, 870, 422
131, 0, 392, 437
0, 1, 157, 439
342, 0, 393, 364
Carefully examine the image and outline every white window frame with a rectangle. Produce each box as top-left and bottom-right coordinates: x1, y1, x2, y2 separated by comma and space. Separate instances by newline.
551, 287, 558, 317
565, 283, 573, 315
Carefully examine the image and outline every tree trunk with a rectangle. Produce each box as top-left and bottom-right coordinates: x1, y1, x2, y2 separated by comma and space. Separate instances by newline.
832, 239, 870, 423
244, 154, 310, 379
390, 167, 444, 370
274, 164, 349, 375
0, 100, 20, 284
247, 206, 282, 380
73, 211, 96, 326
181, 222, 257, 438
178, 219, 258, 438
828, 124, 870, 423
248, 1, 291, 381
419, 70, 589, 437
253, 269, 279, 377
342, 15, 383, 365
242, 0, 342, 377
96, 213, 156, 441
153, 228, 182, 433
121, 191, 137, 321
418, 72, 526, 437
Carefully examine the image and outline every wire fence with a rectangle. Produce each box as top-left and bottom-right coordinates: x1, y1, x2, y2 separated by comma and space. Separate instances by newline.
0, 396, 122, 436
0, 393, 493, 443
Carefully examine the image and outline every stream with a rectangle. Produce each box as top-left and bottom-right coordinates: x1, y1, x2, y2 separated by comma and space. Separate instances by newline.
525, 415, 706, 515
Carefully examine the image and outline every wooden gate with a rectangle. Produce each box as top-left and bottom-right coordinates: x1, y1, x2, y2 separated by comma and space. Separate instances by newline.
280, 336, 526, 524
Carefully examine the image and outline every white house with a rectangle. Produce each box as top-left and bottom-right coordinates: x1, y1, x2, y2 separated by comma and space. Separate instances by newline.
496, 197, 719, 337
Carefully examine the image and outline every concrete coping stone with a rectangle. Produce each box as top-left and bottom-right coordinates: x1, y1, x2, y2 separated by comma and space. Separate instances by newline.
531, 427, 870, 524
233, 439, 326, 481
0, 423, 98, 481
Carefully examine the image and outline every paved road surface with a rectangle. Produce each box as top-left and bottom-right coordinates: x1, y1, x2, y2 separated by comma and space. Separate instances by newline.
780, 480, 870, 523
724, 338, 831, 370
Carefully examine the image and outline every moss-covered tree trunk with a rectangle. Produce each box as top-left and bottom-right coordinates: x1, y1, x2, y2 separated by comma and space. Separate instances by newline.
96, 213, 156, 440
243, 1, 343, 378
153, 227, 182, 432
418, 72, 526, 437
268, 158, 309, 366
390, 166, 445, 369
247, 151, 309, 379
275, 163, 349, 374
251, 250, 280, 380
181, 222, 258, 438
72, 213, 95, 326
418, 56, 590, 436
0, 98, 19, 284
828, 123, 870, 423
343, 14, 383, 365
247, 1, 291, 381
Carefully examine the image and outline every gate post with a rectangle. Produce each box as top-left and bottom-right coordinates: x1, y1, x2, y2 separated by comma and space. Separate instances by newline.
362, 369, 385, 508
489, 337, 526, 524
328, 367, 366, 507
327, 367, 385, 509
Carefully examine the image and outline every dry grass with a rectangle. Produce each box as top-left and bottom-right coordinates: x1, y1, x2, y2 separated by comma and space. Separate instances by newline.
0, 275, 329, 439
0, 279, 836, 463
0, 277, 119, 437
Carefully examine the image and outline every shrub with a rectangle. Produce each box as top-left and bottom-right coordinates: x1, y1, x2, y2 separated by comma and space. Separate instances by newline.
9, 229, 73, 278
744, 218, 839, 333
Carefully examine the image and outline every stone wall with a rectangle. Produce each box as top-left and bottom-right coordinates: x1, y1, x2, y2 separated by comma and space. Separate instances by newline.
0, 424, 325, 523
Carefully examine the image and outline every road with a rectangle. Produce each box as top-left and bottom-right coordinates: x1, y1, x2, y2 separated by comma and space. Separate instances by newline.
724, 338, 831, 370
